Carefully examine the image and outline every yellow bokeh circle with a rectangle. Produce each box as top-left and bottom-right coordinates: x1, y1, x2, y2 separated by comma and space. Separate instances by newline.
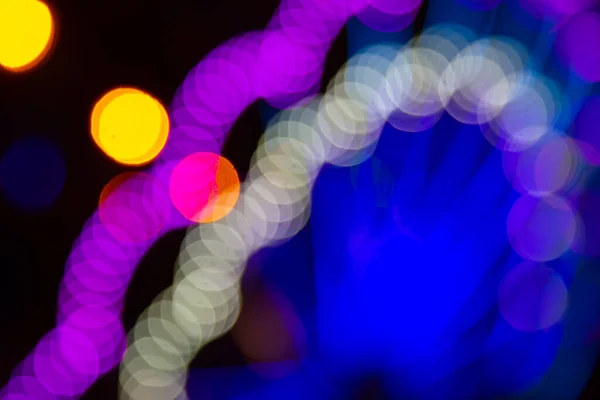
0, 0, 55, 72
90, 88, 170, 166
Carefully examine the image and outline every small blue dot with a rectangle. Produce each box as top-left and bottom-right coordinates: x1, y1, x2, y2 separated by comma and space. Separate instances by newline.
0, 137, 66, 211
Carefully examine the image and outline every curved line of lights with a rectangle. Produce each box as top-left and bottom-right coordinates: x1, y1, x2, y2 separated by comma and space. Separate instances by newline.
2, 1, 430, 398
119, 24, 581, 399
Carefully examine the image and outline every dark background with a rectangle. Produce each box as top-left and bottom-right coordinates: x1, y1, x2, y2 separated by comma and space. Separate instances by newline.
0, 0, 598, 399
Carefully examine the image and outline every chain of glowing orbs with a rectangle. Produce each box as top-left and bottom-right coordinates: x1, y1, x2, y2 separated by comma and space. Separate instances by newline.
2, 2, 430, 398
118, 25, 579, 400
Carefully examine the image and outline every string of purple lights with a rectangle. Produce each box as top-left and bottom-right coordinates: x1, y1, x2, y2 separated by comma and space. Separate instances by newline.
0, 1, 430, 398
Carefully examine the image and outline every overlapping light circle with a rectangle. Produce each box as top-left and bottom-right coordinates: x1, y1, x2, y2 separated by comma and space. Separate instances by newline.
90, 88, 171, 166
118, 24, 587, 399
1, 0, 389, 397
0, 0, 55, 72
4, 0, 596, 397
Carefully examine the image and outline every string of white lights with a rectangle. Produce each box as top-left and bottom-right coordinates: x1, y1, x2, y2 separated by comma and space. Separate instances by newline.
118, 24, 563, 400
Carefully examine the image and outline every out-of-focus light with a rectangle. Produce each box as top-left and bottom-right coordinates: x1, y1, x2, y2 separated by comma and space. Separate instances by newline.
506, 194, 577, 262
0, 0, 55, 72
256, 30, 324, 108
99, 172, 170, 243
0, 136, 66, 211
555, 12, 600, 83
169, 152, 240, 223
502, 132, 582, 195
356, 0, 421, 33
33, 326, 100, 396
90, 88, 170, 166
117, 26, 591, 399
498, 261, 568, 332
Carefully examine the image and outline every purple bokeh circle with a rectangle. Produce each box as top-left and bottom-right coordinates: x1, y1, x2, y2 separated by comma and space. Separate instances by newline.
506, 194, 577, 262
498, 261, 568, 332
555, 12, 600, 82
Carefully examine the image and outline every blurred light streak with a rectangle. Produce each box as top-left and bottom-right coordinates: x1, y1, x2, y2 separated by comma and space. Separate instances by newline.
0, 0, 55, 72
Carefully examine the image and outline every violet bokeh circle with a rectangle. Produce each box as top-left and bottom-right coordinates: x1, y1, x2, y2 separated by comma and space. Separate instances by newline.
356, 0, 422, 33
555, 12, 600, 83
99, 172, 171, 244
506, 194, 578, 262
498, 261, 568, 332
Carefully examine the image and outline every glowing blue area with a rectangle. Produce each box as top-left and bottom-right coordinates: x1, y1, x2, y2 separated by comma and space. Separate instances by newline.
0, 136, 66, 211
310, 114, 566, 398
186, 115, 597, 399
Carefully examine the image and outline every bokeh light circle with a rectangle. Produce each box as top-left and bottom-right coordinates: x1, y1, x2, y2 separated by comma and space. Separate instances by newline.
99, 172, 170, 243
169, 152, 240, 223
90, 88, 170, 165
356, 0, 421, 33
0, 0, 55, 72
498, 261, 568, 332
506, 194, 578, 262
502, 132, 582, 195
